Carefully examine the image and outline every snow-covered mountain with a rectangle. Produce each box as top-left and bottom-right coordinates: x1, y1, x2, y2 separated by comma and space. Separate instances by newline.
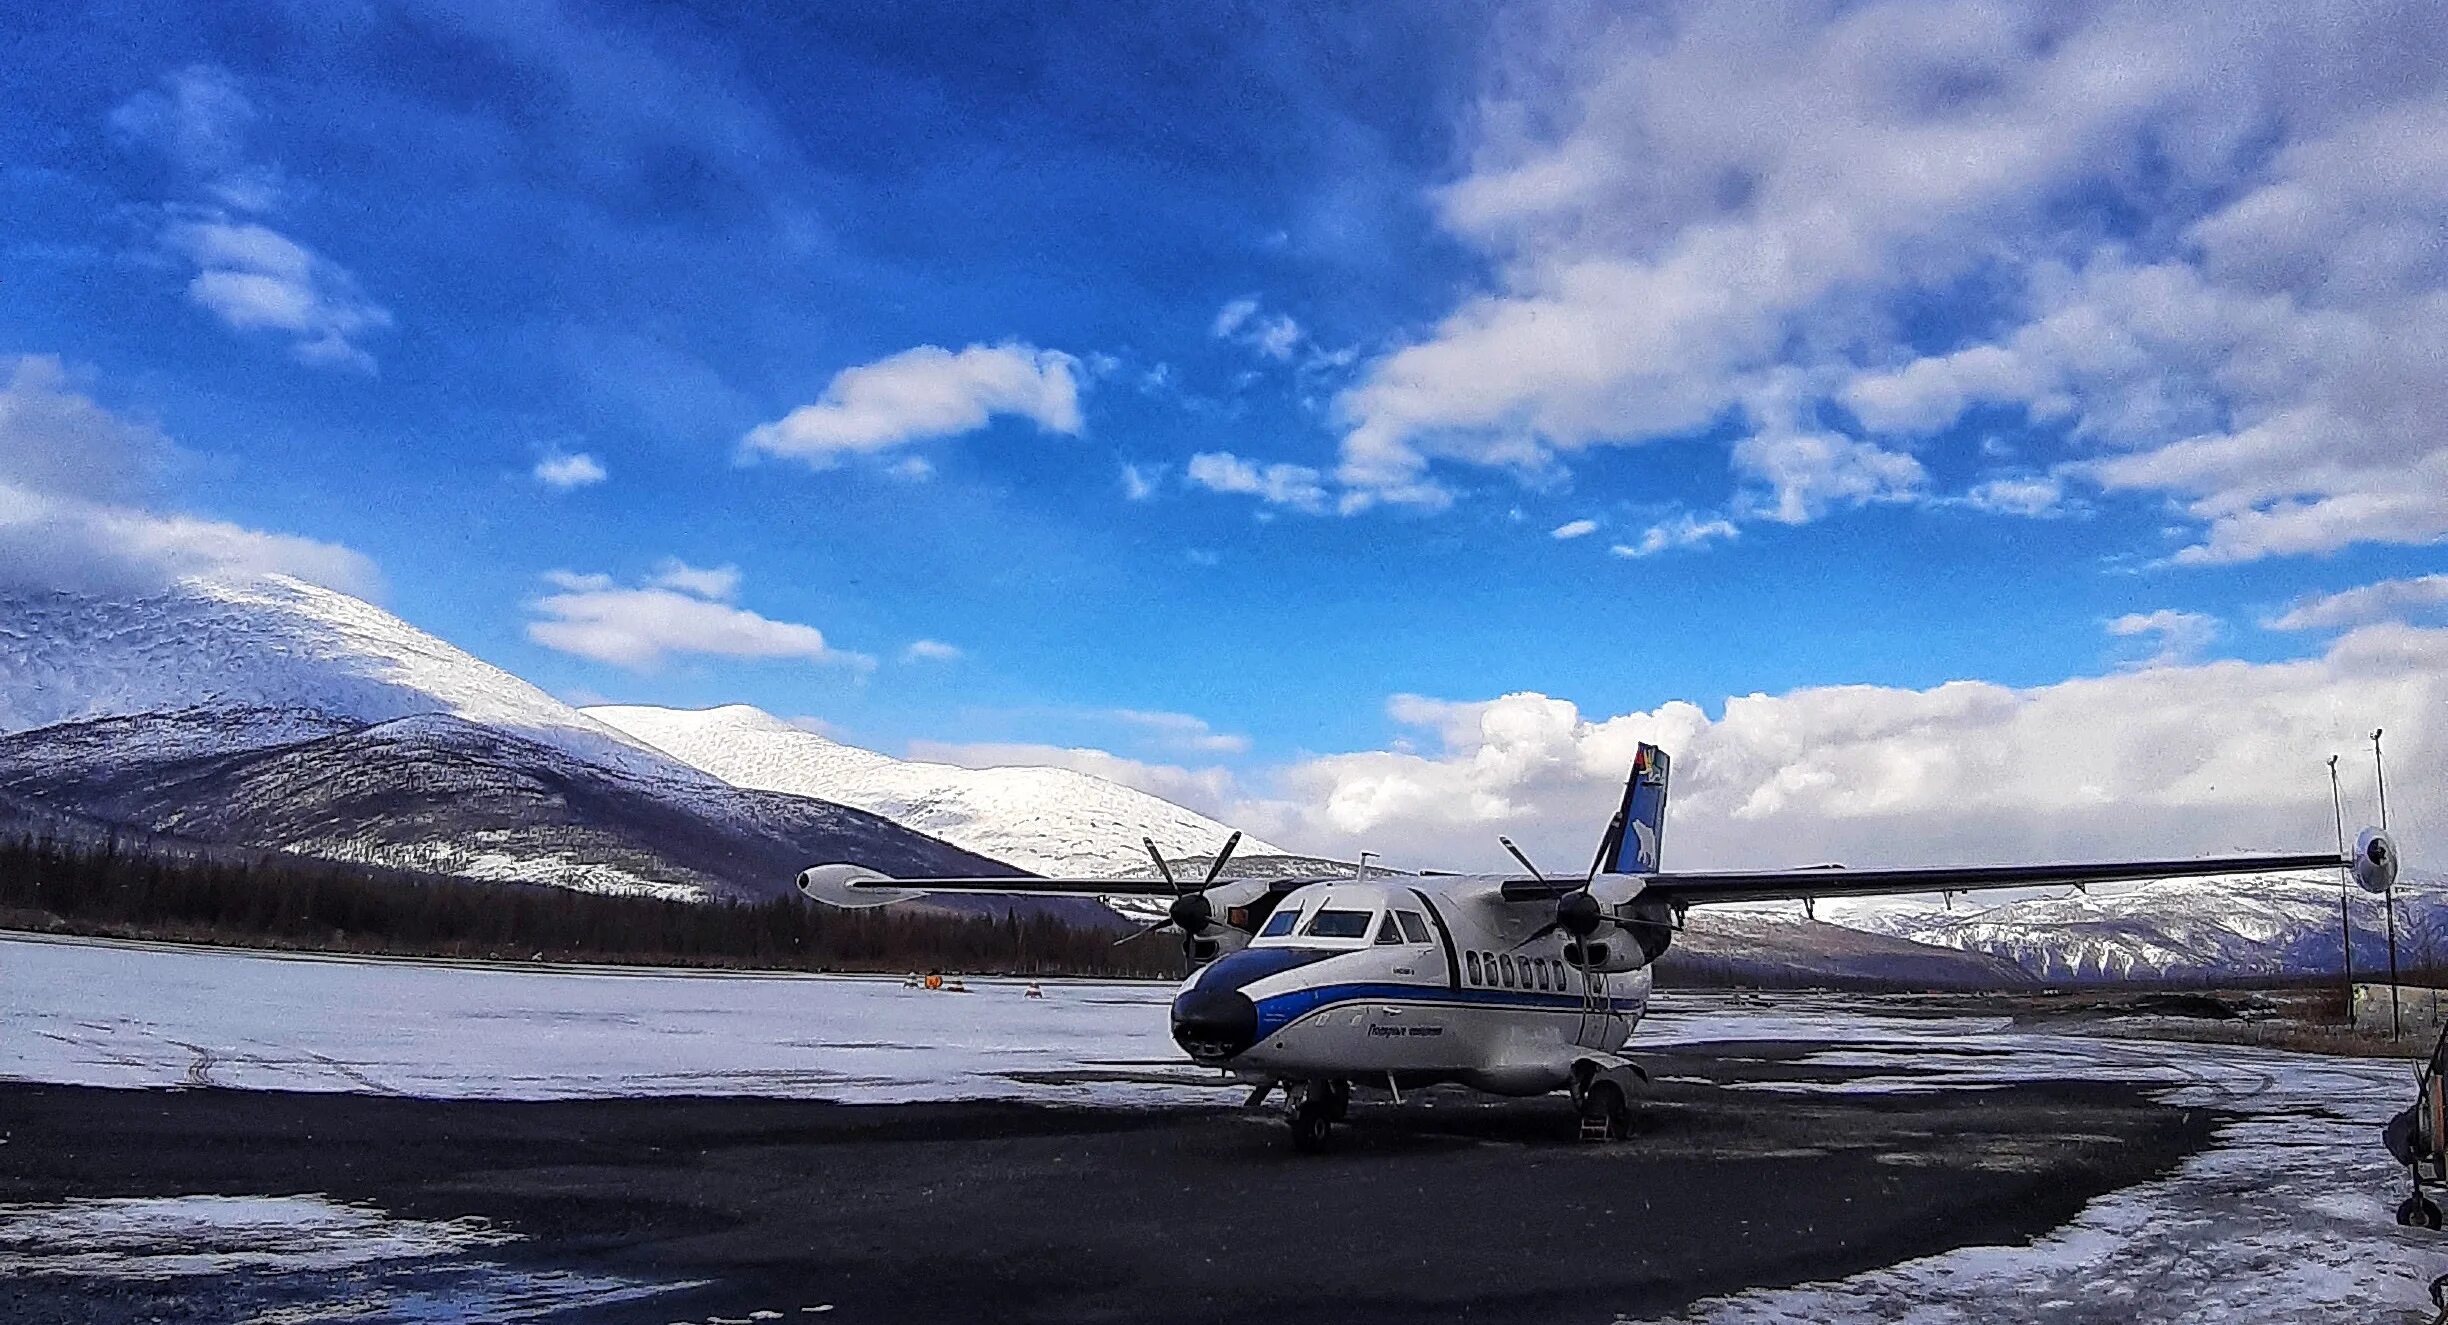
0, 578, 1071, 909
0, 708, 1032, 904
1844, 872, 2448, 982
0, 575, 675, 777
585, 703, 1279, 877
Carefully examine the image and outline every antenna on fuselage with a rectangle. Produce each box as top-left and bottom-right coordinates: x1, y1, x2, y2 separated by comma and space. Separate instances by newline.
1499, 836, 1545, 882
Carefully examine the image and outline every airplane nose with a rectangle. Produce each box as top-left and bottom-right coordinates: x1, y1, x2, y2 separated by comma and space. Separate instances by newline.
1170, 987, 1258, 1061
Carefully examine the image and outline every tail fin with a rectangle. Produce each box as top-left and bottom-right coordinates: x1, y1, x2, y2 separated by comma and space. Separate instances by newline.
1601, 744, 1672, 873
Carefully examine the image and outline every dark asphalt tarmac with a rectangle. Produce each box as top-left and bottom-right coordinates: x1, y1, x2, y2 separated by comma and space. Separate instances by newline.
0, 1042, 2218, 1325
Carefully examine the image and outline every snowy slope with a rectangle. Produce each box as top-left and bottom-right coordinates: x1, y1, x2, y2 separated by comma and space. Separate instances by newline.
1842, 872, 2448, 981
586, 703, 1279, 876
0, 576, 677, 779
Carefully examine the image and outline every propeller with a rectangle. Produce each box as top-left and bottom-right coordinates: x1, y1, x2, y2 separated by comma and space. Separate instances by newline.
1113, 832, 1246, 970
1515, 808, 1626, 951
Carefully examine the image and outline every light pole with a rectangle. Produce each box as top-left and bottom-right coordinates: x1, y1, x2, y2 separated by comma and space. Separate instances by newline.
2331, 754, 2354, 1025
2377, 729, 2400, 1040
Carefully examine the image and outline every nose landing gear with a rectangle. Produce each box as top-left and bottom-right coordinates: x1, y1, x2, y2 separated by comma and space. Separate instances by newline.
1286, 1079, 1350, 1152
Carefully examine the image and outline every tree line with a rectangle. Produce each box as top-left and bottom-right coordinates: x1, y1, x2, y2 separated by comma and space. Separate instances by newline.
0, 833, 1182, 978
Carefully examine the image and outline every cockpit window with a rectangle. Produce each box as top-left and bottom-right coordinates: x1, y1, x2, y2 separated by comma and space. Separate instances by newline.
1374, 914, 1405, 945
1302, 909, 1376, 939
1258, 908, 1301, 938
1396, 911, 1431, 944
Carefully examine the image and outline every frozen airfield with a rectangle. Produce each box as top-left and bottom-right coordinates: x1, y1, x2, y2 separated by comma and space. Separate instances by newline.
3, 933, 2443, 1324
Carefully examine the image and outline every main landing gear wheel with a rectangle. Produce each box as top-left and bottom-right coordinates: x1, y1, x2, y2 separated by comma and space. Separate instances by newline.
2399, 1193, 2443, 1229
1290, 1103, 1334, 1153
1578, 1079, 1629, 1143
1286, 1080, 1349, 1152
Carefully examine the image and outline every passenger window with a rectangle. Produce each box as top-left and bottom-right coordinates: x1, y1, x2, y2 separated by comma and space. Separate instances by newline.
1500, 954, 1516, 988
1397, 911, 1431, 944
1466, 951, 1482, 984
1374, 914, 1405, 945
1535, 960, 1549, 991
1258, 908, 1300, 938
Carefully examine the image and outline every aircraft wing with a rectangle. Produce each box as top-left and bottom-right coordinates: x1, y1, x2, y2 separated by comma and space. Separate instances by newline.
807, 870, 1183, 899
1634, 851, 2347, 907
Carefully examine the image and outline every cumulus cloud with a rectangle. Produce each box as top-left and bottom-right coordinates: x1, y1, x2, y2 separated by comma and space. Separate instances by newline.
1233, 626, 2445, 876
525, 564, 865, 672
903, 638, 963, 663
532, 452, 607, 489
1327, 3, 2448, 563
0, 355, 377, 596
2266, 574, 2448, 633
740, 343, 1082, 465
2106, 609, 2221, 668
1184, 451, 1329, 514
1609, 513, 1738, 559
1550, 518, 1598, 540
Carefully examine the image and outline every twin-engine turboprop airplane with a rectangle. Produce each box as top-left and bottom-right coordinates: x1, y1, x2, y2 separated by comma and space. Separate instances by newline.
800, 744, 2401, 1150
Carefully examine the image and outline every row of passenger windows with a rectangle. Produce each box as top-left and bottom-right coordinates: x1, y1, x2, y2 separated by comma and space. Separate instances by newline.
1466, 949, 1576, 992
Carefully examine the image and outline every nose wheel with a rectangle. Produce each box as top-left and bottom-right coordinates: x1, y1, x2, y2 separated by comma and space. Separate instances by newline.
1285, 1079, 1350, 1152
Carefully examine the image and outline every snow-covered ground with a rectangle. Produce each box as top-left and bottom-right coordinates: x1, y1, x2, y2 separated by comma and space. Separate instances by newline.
3, 933, 2442, 1321
0, 933, 1219, 1105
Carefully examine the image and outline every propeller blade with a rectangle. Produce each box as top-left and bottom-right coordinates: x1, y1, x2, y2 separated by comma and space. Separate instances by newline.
1111, 919, 1176, 947
1499, 835, 1546, 882
1143, 838, 1178, 891
1584, 809, 1626, 885
1512, 919, 1563, 950
1201, 831, 1244, 888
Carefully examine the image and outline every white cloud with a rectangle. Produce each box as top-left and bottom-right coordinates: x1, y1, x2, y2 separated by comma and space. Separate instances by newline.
645, 559, 740, 600
111, 65, 280, 213
1964, 474, 2067, 518
166, 220, 392, 371
1325, 4, 2448, 563
2106, 609, 2221, 668
532, 452, 607, 490
903, 639, 963, 663
1732, 428, 1924, 525
1236, 627, 2446, 875
114, 68, 389, 371
885, 456, 934, 482
1212, 296, 1305, 362
0, 355, 376, 596
907, 740, 1243, 822
1104, 708, 1251, 755
2266, 574, 2448, 633
1609, 513, 1739, 559
740, 342, 1082, 465
1120, 462, 1162, 502
1184, 451, 1329, 514
525, 566, 864, 672
1550, 518, 1598, 540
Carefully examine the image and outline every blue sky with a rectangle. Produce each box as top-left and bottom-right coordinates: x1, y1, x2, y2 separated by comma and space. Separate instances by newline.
6, 1, 2445, 868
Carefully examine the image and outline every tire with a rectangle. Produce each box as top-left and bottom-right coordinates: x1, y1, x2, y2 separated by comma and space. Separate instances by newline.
2399, 1194, 2443, 1229
1289, 1106, 1333, 1153
1580, 1079, 1629, 1142
1321, 1080, 1351, 1123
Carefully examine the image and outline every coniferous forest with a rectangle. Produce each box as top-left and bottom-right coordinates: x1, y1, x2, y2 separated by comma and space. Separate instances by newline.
0, 834, 1182, 979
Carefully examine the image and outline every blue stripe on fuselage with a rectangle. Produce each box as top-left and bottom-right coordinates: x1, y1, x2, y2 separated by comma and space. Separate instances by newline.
1251, 981, 1640, 1039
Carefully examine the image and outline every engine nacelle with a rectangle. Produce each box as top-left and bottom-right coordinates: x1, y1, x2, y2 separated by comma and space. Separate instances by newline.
2355, 828, 2401, 895
798, 864, 924, 908
1562, 880, 1675, 973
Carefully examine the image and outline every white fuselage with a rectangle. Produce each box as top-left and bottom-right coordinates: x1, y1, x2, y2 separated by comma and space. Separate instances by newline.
1168, 878, 1650, 1096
